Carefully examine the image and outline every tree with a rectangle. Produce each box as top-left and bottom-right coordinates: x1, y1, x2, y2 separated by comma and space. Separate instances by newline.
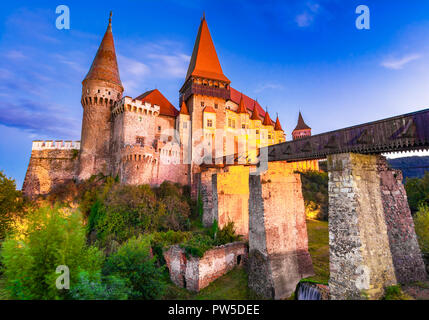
405, 172, 429, 213
0, 171, 22, 240
1, 205, 103, 299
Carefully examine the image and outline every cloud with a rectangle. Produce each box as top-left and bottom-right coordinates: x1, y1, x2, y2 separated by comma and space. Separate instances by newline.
0, 100, 80, 138
295, 2, 321, 27
381, 54, 422, 70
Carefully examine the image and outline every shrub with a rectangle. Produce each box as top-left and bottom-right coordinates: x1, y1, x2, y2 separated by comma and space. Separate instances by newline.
405, 172, 429, 213
70, 271, 131, 300
95, 185, 166, 244
214, 221, 242, 245
0, 205, 103, 299
299, 170, 329, 221
180, 233, 215, 258
0, 171, 23, 240
103, 236, 166, 300
414, 204, 429, 254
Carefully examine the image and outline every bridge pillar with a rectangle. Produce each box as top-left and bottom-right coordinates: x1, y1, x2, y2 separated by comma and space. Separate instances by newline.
248, 161, 314, 299
212, 165, 250, 239
328, 153, 397, 300
377, 156, 427, 284
200, 168, 217, 227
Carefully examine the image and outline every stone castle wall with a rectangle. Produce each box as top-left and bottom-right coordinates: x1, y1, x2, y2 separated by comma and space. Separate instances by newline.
22, 141, 80, 199
163, 242, 247, 292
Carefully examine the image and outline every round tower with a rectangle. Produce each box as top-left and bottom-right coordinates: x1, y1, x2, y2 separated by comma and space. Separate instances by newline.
79, 12, 124, 180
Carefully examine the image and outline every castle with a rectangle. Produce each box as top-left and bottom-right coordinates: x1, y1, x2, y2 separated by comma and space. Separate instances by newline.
22, 13, 318, 199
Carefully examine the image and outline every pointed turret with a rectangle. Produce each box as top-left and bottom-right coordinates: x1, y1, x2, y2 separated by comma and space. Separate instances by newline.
237, 94, 247, 114
274, 114, 283, 131
179, 99, 190, 115
262, 109, 273, 126
184, 14, 230, 83
251, 101, 261, 121
292, 112, 312, 140
83, 11, 122, 88
294, 112, 311, 131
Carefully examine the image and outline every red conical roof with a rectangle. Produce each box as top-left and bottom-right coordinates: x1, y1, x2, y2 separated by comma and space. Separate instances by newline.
237, 94, 247, 114
185, 15, 230, 83
274, 115, 283, 131
293, 112, 311, 131
83, 12, 122, 88
262, 109, 273, 126
251, 102, 261, 121
179, 99, 190, 115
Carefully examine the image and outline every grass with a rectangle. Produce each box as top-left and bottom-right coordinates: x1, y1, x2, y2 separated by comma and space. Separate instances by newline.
382, 285, 414, 300
304, 219, 330, 284
163, 266, 263, 300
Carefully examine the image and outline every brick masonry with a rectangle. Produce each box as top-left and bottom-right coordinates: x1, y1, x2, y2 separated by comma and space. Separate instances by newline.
248, 161, 314, 300
163, 242, 248, 292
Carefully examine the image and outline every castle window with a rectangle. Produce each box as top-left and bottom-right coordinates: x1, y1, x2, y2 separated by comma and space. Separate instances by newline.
139, 116, 142, 122
268, 135, 272, 139
256, 130, 260, 134
214, 104, 218, 109
242, 124, 246, 129
201, 101, 205, 107
158, 126, 161, 132
228, 119, 232, 127
207, 119, 213, 127
108, 91, 111, 95
98, 89, 100, 93
232, 120, 236, 128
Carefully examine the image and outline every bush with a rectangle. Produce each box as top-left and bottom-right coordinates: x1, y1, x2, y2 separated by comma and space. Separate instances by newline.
414, 204, 429, 254
0, 205, 103, 299
103, 236, 166, 300
299, 170, 329, 221
0, 171, 23, 240
405, 172, 429, 213
70, 271, 131, 300
214, 221, 242, 246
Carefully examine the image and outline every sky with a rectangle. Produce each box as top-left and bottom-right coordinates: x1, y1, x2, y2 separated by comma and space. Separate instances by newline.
1, 0, 429, 187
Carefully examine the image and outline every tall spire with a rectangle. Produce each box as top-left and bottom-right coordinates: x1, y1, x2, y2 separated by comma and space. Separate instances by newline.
294, 112, 311, 131
262, 108, 273, 126
251, 101, 260, 121
184, 15, 230, 83
274, 114, 283, 131
237, 94, 247, 113
83, 11, 122, 88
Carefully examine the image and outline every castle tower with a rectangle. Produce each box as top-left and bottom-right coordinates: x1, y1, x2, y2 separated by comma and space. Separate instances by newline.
292, 112, 311, 140
262, 109, 274, 146
177, 99, 191, 165
180, 14, 231, 197
274, 114, 286, 144
78, 12, 124, 180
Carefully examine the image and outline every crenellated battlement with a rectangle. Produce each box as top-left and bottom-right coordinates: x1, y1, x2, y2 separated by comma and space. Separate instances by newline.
32, 140, 81, 151
120, 144, 158, 163
112, 96, 160, 117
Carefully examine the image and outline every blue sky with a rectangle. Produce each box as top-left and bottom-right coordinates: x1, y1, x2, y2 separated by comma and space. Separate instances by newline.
1, 0, 429, 187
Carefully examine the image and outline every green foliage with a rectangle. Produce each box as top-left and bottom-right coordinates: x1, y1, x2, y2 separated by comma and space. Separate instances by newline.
0, 171, 22, 240
180, 233, 216, 258
305, 219, 330, 284
197, 193, 203, 217
70, 271, 131, 300
214, 221, 242, 246
405, 172, 429, 213
383, 285, 413, 300
414, 204, 429, 254
0, 205, 103, 300
299, 170, 328, 221
103, 237, 166, 300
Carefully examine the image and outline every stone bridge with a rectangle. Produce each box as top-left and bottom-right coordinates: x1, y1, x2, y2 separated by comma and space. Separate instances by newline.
198, 108, 429, 300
